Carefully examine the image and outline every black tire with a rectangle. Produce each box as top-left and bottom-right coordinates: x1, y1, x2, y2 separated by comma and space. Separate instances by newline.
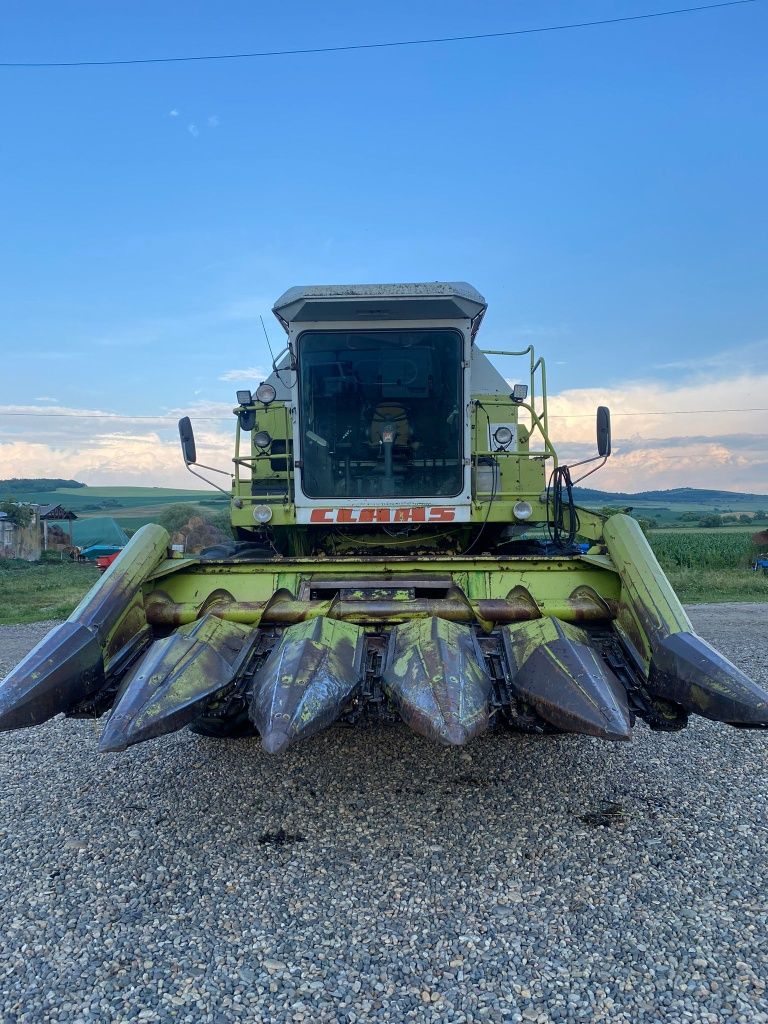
188, 709, 257, 739
199, 541, 273, 561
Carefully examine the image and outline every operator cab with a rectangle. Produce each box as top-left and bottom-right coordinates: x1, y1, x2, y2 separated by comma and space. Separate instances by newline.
272, 283, 490, 523
298, 328, 462, 499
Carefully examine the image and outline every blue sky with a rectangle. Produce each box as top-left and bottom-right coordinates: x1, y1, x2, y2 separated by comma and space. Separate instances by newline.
1, 0, 766, 490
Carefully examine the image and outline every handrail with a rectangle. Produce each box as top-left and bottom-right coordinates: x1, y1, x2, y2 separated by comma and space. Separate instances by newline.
477, 345, 552, 458
232, 402, 294, 501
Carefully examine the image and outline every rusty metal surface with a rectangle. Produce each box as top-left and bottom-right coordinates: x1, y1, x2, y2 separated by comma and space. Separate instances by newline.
649, 631, 768, 726
382, 617, 493, 746
99, 615, 254, 752
297, 576, 455, 600
145, 591, 614, 629
0, 525, 169, 732
249, 616, 365, 753
503, 618, 632, 741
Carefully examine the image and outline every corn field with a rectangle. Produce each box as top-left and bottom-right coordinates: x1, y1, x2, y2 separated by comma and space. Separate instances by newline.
650, 530, 760, 571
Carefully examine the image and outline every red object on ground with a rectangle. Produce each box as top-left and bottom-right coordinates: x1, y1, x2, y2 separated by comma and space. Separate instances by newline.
97, 552, 120, 573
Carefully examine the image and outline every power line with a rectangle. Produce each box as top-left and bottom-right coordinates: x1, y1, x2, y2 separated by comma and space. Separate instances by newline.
0, 412, 226, 421
0, 407, 766, 420
548, 407, 768, 419
0, 1, 757, 69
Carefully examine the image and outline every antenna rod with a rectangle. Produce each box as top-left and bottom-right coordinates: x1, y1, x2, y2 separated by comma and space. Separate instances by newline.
260, 315, 277, 367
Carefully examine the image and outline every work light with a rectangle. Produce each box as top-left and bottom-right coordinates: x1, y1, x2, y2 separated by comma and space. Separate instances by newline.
236, 390, 252, 406
256, 383, 276, 405
493, 426, 513, 448
253, 504, 273, 524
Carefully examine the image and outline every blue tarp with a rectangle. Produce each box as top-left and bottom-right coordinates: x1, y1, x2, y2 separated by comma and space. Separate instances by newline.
80, 544, 123, 559
52, 517, 129, 549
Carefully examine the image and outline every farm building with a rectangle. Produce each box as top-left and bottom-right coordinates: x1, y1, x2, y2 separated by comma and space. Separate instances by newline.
0, 505, 42, 560
0, 504, 127, 561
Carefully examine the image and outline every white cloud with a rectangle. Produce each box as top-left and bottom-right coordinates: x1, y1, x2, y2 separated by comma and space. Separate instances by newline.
188, 123, 199, 138
168, 108, 179, 118
207, 115, 220, 128
542, 371, 768, 492
34, 396, 58, 403
0, 434, 232, 489
1, 364, 766, 492
218, 367, 268, 383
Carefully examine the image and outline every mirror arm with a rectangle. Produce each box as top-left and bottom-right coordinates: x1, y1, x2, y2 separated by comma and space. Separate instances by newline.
182, 462, 242, 507
185, 459, 230, 477
566, 451, 606, 472
569, 456, 608, 486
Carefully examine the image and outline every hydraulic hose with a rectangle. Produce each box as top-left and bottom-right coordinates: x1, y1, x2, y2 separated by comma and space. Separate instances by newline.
547, 465, 579, 548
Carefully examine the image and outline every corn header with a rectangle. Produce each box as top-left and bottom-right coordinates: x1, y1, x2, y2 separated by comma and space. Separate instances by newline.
2, 282, 766, 752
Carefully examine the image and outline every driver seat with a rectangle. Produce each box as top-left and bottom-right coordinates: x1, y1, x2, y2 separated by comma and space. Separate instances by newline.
369, 401, 412, 445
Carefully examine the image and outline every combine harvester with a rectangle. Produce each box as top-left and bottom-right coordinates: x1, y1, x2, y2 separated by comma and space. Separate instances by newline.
1, 283, 766, 752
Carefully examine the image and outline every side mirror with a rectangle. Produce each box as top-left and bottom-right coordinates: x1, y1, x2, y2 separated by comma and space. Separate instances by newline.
596, 406, 611, 458
178, 416, 197, 465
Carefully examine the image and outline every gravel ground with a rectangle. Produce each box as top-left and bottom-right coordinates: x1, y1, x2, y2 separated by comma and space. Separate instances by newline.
0, 605, 766, 1024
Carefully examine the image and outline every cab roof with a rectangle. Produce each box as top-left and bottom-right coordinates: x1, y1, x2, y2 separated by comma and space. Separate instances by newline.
272, 282, 487, 339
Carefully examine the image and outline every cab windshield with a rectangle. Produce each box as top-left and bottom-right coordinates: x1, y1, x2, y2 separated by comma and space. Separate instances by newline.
298, 329, 463, 499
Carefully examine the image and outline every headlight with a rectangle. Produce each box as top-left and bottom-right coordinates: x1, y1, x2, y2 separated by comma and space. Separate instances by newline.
513, 500, 533, 521
253, 430, 272, 449
493, 426, 513, 447
253, 504, 273, 524
256, 382, 276, 405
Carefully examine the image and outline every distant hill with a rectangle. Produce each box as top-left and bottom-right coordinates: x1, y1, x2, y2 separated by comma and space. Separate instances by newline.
0, 478, 86, 493
574, 486, 768, 506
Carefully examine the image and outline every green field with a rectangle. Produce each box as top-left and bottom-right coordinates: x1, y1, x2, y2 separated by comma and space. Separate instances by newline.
0, 484, 766, 623
648, 529, 768, 603
576, 486, 768, 531
2, 484, 228, 528
0, 561, 100, 625
5, 481, 767, 533
649, 529, 759, 569
0, 528, 764, 627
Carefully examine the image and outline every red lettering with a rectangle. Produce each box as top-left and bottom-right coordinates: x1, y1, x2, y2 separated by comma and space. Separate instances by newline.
310, 508, 334, 523
394, 507, 427, 523
429, 507, 456, 522
310, 507, 458, 524
354, 508, 389, 523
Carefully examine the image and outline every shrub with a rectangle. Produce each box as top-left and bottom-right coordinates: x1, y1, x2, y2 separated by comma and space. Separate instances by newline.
0, 499, 34, 528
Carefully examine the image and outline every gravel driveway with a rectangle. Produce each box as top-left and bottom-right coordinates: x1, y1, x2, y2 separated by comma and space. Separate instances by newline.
0, 605, 766, 1024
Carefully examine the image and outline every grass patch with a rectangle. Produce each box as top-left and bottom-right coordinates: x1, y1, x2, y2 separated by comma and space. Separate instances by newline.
664, 568, 768, 604
0, 561, 100, 625
1, 529, 766, 627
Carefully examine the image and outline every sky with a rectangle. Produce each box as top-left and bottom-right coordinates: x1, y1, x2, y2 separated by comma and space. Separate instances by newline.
0, 0, 766, 493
